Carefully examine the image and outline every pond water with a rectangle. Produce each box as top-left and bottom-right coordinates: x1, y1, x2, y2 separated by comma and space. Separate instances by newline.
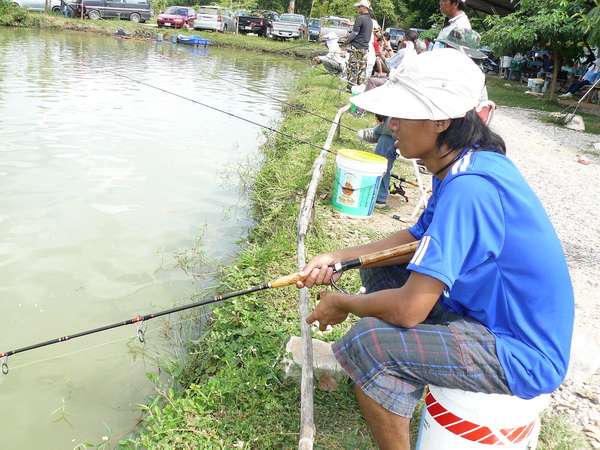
0, 28, 304, 447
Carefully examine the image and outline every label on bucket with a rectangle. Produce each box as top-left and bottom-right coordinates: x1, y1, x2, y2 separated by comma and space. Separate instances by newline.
332, 168, 382, 216
332, 149, 387, 217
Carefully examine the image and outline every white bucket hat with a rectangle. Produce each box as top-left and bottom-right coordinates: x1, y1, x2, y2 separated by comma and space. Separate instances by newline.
354, 0, 370, 7
351, 48, 484, 120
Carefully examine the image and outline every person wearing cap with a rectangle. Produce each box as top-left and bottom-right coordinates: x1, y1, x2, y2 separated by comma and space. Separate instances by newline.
313, 32, 347, 77
296, 49, 573, 449
432, 0, 471, 50
344, 0, 373, 91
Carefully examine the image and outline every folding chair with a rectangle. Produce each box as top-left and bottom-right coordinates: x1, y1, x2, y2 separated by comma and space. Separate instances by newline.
476, 100, 496, 126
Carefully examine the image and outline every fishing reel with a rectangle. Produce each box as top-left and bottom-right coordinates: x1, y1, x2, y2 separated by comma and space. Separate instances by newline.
389, 174, 409, 202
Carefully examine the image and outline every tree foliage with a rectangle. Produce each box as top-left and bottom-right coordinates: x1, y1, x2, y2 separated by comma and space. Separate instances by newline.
482, 0, 595, 64
586, 3, 600, 46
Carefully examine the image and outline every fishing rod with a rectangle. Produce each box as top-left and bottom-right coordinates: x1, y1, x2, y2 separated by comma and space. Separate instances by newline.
110, 72, 337, 155
0, 241, 418, 374
192, 72, 357, 133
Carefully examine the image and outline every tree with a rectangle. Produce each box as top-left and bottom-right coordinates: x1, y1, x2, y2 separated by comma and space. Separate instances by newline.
585, 3, 600, 46
482, 0, 596, 99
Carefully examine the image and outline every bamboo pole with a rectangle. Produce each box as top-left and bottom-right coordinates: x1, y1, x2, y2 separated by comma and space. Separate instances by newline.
296, 103, 351, 449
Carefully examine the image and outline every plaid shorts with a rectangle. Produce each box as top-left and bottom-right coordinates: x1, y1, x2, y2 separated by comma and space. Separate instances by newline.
332, 265, 512, 418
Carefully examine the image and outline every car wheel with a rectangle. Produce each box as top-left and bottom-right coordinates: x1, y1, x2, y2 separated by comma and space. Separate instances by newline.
11, 2, 19, 7
87, 9, 101, 20
51, 5, 61, 13
129, 12, 141, 23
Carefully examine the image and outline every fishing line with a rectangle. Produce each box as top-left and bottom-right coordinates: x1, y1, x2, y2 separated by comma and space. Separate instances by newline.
194, 72, 357, 132
109, 72, 339, 155
0, 241, 418, 374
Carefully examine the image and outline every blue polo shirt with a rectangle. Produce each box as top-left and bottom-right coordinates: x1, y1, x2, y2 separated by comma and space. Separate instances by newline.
408, 150, 574, 399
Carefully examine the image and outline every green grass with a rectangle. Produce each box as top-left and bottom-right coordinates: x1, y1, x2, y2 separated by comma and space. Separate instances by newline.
117, 69, 384, 449
486, 75, 600, 135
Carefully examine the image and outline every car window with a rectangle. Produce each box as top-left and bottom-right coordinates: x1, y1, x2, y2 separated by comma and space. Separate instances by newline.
281, 14, 303, 22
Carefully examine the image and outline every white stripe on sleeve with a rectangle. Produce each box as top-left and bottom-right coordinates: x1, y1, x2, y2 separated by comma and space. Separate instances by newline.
411, 235, 430, 266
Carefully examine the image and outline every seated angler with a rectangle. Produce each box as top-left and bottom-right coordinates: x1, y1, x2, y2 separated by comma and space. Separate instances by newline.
296, 49, 574, 450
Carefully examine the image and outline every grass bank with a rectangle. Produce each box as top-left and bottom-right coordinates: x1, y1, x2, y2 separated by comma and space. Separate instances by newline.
117, 70, 389, 448
117, 75, 589, 449
0, 5, 325, 58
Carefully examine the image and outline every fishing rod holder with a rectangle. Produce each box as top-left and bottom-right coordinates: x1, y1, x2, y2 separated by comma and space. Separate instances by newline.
2, 355, 8, 375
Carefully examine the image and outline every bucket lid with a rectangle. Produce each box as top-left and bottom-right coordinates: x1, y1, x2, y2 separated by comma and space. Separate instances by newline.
338, 149, 388, 165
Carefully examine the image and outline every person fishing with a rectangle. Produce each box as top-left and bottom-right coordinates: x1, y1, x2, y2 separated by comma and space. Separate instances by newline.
296, 49, 574, 449
313, 32, 347, 77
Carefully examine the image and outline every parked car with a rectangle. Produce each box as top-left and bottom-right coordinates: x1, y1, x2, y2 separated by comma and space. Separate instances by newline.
11, 0, 64, 13
272, 13, 307, 40
319, 15, 353, 42
384, 27, 405, 50
70, 0, 152, 22
308, 18, 321, 42
157, 6, 196, 28
193, 5, 236, 33
237, 9, 280, 38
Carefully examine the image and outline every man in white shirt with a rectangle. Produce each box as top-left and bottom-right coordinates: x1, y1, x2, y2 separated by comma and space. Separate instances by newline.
432, 0, 471, 49
313, 32, 347, 77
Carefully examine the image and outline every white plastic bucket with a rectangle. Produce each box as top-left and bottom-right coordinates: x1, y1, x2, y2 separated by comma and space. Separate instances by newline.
332, 149, 387, 217
416, 386, 549, 450
501, 56, 513, 69
527, 78, 536, 88
531, 78, 544, 93
350, 85, 366, 113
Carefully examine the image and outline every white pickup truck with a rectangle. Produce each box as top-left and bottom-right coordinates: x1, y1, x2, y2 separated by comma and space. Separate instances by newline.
271, 13, 307, 40
319, 16, 353, 42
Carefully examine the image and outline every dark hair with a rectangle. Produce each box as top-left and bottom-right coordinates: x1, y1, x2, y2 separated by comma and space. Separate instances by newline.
383, 32, 390, 39
452, 0, 466, 10
443, 0, 466, 27
436, 109, 506, 156
405, 29, 419, 42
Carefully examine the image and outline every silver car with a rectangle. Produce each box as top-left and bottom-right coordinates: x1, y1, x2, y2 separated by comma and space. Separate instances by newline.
193, 5, 236, 33
12, 0, 62, 12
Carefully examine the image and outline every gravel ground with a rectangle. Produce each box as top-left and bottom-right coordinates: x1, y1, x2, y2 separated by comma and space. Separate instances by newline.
491, 106, 600, 447
334, 105, 600, 446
